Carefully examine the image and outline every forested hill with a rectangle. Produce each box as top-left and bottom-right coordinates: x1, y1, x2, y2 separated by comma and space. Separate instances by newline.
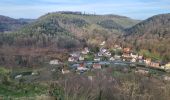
125, 13, 170, 37
123, 13, 170, 62
0, 15, 34, 32
12, 12, 140, 48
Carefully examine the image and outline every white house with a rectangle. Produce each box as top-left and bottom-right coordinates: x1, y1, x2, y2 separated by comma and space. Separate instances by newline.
109, 57, 115, 61
15, 74, 22, 79
82, 47, 90, 54
79, 56, 85, 61
165, 62, 170, 69
98, 52, 103, 57
94, 57, 101, 61
62, 69, 70, 74
100, 41, 106, 46
49, 59, 59, 65
105, 51, 111, 57
68, 57, 75, 62
101, 48, 107, 53
131, 58, 137, 62
130, 53, 138, 59
114, 55, 121, 60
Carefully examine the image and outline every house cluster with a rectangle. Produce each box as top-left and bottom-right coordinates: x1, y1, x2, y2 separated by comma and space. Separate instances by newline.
66, 41, 170, 69
68, 47, 90, 62
48, 41, 170, 73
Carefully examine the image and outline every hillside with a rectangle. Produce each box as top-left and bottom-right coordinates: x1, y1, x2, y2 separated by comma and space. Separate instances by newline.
0, 12, 140, 67
0, 15, 33, 32
4, 12, 139, 49
124, 13, 170, 62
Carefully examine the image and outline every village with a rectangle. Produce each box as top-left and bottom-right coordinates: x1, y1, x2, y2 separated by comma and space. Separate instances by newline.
49, 41, 170, 75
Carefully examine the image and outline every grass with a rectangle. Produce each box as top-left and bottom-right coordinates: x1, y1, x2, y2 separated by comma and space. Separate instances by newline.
0, 67, 10, 75
0, 83, 47, 99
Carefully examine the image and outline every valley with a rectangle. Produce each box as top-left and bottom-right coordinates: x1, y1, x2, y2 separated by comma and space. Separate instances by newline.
0, 11, 170, 100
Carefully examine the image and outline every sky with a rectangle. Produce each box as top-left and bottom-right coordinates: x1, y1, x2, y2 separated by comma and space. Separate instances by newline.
0, 0, 170, 20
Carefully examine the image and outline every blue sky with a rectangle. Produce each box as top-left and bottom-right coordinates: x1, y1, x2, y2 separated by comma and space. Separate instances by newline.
0, 0, 170, 19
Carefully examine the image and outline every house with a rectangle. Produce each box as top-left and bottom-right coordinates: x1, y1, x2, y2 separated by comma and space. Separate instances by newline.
105, 51, 111, 57
100, 48, 107, 53
130, 52, 138, 59
163, 76, 170, 81
123, 48, 131, 53
68, 57, 75, 62
122, 53, 131, 58
100, 41, 106, 46
82, 47, 89, 54
62, 69, 70, 74
135, 69, 149, 75
109, 57, 115, 61
49, 59, 59, 65
150, 62, 160, 68
94, 57, 101, 61
15, 74, 22, 79
70, 52, 80, 57
131, 58, 137, 62
93, 63, 102, 69
31, 72, 38, 76
98, 52, 103, 57
138, 55, 143, 60
114, 45, 122, 50
79, 56, 84, 61
144, 58, 151, 65
77, 63, 88, 71
114, 55, 121, 60
165, 62, 170, 69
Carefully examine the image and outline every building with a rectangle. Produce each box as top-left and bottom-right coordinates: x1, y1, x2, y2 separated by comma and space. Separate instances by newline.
100, 41, 106, 46
114, 45, 122, 50
165, 62, 170, 69
123, 48, 131, 54
135, 69, 149, 75
100, 48, 107, 53
130, 52, 138, 59
62, 69, 70, 74
131, 58, 137, 62
94, 57, 101, 61
68, 57, 75, 62
109, 57, 115, 61
93, 63, 102, 69
150, 62, 160, 68
98, 52, 103, 57
49, 59, 59, 65
114, 55, 121, 60
77, 63, 88, 71
82, 47, 89, 54
144, 58, 151, 65
122, 53, 131, 58
105, 51, 111, 57
79, 56, 85, 61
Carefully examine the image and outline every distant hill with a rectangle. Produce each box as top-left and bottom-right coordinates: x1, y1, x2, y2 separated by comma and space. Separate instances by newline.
0, 15, 34, 32
12, 12, 139, 48
125, 13, 170, 37
124, 13, 170, 62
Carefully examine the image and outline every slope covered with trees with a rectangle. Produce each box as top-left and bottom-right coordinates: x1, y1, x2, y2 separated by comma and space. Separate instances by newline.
124, 13, 170, 62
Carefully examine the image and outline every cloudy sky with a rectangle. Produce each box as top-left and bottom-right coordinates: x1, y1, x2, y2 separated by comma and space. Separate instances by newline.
0, 0, 170, 19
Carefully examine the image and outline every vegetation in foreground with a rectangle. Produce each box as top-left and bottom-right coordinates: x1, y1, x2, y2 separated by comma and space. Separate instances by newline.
0, 65, 170, 100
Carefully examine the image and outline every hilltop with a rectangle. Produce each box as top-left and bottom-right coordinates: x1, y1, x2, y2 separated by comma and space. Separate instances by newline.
0, 15, 34, 32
